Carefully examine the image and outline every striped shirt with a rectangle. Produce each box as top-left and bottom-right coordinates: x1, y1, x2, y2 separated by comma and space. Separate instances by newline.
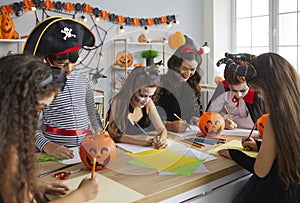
35, 71, 101, 151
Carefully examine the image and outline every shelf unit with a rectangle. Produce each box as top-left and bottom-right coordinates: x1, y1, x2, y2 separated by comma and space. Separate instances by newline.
0, 39, 26, 56
113, 38, 167, 94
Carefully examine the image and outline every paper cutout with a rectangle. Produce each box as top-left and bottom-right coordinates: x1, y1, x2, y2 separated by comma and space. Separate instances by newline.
46, 173, 144, 203
208, 139, 258, 158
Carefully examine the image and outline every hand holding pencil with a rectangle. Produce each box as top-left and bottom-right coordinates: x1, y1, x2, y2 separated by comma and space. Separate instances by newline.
173, 113, 192, 131
224, 105, 237, 129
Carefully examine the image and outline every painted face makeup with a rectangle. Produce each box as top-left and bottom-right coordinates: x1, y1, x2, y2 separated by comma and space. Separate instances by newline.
131, 86, 157, 108
178, 59, 198, 82
230, 82, 249, 98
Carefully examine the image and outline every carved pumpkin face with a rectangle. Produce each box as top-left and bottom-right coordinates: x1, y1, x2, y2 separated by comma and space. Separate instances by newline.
116, 50, 133, 68
0, 14, 19, 39
80, 133, 117, 170
138, 33, 147, 43
257, 114, 269, 137
198, 112, 225, 137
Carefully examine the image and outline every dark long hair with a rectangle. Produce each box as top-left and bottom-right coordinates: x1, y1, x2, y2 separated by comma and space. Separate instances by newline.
0, 54, 65, 203
248, 53, 300, 188
166, 44, 203, 97
107, 66, 160, 133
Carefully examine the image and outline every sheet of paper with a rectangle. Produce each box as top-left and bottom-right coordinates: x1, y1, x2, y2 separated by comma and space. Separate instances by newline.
117, 139, 176, 153
221, 128, 259, 137
46, 173, 144, 203
59, 147, 82, 165
127, 149, 199, 171
208, 139, 258, 158
159, 164, 209, 175
167, 125, 200, 137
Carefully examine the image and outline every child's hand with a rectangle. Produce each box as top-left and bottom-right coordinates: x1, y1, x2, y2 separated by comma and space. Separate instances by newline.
168, 120, 190, 133
225, 119, 237, 129
189, 116, 199, 126
218, 149, 232, 159
154, 135, 168, 149
242, 137, 258, 151
43, 181, 70, 195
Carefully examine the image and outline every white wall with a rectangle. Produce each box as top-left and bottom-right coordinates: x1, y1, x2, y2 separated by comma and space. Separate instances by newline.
0, 0, 232, 114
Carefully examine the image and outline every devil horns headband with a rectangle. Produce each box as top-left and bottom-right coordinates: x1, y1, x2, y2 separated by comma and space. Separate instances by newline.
180, 47, 204, 55
216, 52, 257, 80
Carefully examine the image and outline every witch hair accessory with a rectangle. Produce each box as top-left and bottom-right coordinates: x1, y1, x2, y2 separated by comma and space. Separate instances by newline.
216, 52, 257, 80
180, 47, 204, 56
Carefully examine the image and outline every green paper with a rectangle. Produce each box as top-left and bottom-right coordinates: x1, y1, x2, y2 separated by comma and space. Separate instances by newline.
37, 154, 64, 162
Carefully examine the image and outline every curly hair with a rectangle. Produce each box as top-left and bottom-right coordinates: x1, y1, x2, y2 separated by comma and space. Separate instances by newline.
0, 54, 64, 203
248, 53, 300, 188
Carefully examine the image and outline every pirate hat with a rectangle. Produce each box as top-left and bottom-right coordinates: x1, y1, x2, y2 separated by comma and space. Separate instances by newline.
23, 17, 95, 58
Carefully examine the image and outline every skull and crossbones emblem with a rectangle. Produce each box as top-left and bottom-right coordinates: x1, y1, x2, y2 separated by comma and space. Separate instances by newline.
61, 27, 76, 40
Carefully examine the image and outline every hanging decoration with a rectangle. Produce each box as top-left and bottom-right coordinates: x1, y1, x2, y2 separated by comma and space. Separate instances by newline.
0, 1, 177, 28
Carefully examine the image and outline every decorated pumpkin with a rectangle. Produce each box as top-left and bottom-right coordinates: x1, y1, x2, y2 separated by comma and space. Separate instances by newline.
257, 114, 269, 137
79, 133, 117, 170
198, 112, 225, 137
138, 33, 147, 43
116, 50, 133, 67
0, 13, 19, 39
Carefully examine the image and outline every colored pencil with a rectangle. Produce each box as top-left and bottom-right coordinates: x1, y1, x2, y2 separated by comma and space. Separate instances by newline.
224, 105, 232, 120
91, 157, 96, 179
246, 122, 257, 141
182, 139, 205, 148
134, 121, 149, 136
173, 113, 192, 130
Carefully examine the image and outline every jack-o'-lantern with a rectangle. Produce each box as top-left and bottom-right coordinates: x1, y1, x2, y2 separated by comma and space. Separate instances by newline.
0, 13, 19, 39
257, 114, 269, 137
214, 76, 224, 85
138, 33, 147, 43
80, 133, 117, 170
116, 50, 133, 67
198, 112, 225, 137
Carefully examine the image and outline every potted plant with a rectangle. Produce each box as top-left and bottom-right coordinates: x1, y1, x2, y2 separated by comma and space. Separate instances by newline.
141, 49, 159, 66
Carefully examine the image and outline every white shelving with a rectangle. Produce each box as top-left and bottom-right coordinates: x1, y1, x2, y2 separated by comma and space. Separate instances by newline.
0, 39, 26, 56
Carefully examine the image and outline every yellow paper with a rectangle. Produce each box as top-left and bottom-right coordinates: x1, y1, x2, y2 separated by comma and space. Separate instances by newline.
127, 149, 198, 171
208, 139, 258, 158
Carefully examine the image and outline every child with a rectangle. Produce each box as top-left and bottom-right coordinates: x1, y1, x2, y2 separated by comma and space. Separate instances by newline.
218, 52, 300, 202
107, 66, 168, 149
206, 53, 266, 129
0, 54, 98, 203
24, 17, 102, 159
153, 43, 204, 133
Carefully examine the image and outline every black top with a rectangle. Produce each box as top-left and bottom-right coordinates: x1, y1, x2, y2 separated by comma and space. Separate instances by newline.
229, 143, 300, 203
154, 72, 203, 122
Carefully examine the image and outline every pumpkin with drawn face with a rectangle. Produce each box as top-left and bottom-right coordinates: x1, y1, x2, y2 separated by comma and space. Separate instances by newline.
79, 133, 117, 170
257, 114, 269, 137
198, 112, 225, 137
116, 50, 133, 68
0, 13, 19, 39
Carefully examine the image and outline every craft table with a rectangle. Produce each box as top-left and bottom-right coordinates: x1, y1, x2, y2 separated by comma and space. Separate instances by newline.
36, 135, 252, 203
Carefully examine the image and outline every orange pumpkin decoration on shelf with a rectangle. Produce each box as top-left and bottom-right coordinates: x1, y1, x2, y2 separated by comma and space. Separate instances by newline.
0, 13, 19, 39
138, 33, 147, 43
257, 114, 269, 137
116, 50, 133, 67
198, 112, 225, 137
80, 133, 117, 170
168, 31, 185, 49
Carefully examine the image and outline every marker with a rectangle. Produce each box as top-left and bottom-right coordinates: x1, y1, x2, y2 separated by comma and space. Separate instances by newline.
173, 113, 192, 130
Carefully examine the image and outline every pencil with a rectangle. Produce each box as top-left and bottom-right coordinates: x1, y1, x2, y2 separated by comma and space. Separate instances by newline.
224, 105, 232, 120
246, 122, 257, 141
173, 113, 192, 130
134, 121, 149, 136
101, 121, 109, 134
91, 157, 96, 179
182, 139, 205, 148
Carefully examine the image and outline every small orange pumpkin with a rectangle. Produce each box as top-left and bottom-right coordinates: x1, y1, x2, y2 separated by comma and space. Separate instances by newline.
198, 112, 225, 137
257, 114, 269, 137
138, 33, 147, 43
0, 14, 19, 39
116, 50, 133, 67
79, 133, 117, 171
168, 31, 185, 49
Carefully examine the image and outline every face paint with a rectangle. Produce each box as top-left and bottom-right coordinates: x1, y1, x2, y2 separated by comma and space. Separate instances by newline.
178, 59, 198, 82
131, 86, 157, 108
230, 82, 249, 98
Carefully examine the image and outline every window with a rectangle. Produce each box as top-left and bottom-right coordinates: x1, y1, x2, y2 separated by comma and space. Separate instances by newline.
234, 0, 300, 72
